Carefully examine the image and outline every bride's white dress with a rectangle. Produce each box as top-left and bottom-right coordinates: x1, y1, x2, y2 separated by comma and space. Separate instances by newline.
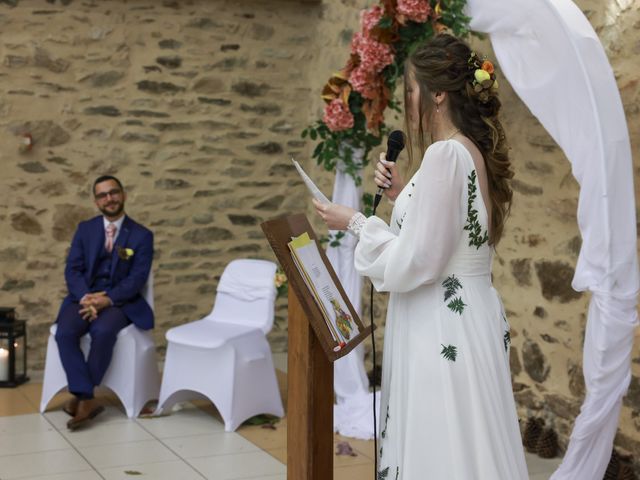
354, 139, 528, 479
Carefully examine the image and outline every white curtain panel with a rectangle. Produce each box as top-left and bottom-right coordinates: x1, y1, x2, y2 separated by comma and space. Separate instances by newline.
327, 153, 381, 439
465, 0, 639, 478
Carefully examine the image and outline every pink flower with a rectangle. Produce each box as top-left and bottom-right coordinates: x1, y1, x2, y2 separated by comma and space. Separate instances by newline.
350, 32, 394, 74
349, 65, 379, 100
323, 98, 354, 132
360, 5, 384, 36
397, 0, 431, 23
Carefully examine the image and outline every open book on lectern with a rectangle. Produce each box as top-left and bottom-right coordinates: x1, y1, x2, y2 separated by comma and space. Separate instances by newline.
288, 232, 359, 353
261, 214, 371, 362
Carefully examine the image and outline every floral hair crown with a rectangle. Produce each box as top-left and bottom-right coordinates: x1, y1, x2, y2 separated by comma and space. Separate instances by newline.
468, 52, 498, 103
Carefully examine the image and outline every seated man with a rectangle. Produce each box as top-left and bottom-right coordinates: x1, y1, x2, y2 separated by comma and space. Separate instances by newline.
55, 175, 153, 430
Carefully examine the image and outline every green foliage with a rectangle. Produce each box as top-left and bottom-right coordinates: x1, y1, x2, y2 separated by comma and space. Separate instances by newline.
304, 0, 471, 207
242, 414, 280, 427
276, 283, 288, 298
381, 404, 390, 439
442, 275, 462, 301
440, 0, 472, 37
504, 330, 511, 352
378, 466, 390, 480
320, 231, 347, 248
447, 297, 466, 315
362, 192, 374, 217
441, 344, 458, 362
464, 170, 489, 248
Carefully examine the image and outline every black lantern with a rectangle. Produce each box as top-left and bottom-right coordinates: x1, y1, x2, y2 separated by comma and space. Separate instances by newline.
0, 307, 29, 387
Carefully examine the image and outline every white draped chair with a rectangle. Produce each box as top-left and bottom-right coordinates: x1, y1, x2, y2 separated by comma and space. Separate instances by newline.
40, 272, 160, 418
155, 259, 284, 432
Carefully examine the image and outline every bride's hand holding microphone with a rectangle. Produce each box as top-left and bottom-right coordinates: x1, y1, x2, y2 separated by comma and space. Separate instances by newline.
374, 151, 404, 202
314, 130, 405, 228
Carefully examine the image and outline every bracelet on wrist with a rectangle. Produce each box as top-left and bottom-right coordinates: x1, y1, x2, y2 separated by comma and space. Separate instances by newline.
347, 212, 366, 238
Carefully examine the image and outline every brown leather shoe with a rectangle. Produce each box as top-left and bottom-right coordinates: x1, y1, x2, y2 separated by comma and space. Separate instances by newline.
66, 399, 105, 431
63, 397, 79, 417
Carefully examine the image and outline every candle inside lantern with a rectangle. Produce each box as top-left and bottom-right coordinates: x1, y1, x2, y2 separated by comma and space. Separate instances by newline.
14, 342, 22, 376
0, 348, 8, 382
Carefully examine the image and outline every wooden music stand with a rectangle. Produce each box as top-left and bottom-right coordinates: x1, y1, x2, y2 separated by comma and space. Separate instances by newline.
261, 214, 372, 480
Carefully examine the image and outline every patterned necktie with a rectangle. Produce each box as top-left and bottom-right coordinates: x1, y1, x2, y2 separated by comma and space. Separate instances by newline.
105, 223, 117, 253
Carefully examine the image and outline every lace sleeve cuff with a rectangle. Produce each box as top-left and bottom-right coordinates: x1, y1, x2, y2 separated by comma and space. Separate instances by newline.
347, 212, 367, 238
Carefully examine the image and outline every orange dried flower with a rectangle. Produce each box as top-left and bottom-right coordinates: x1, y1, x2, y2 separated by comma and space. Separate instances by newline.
481, 60, 494, 74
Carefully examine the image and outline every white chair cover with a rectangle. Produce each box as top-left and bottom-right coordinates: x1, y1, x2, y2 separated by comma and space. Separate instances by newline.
156, 259, 284, 432
216, 258, 277, 302
465, 1, 639, 477
40, 273, 160, 418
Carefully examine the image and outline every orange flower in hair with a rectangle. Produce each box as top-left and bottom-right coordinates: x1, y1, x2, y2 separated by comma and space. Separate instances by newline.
481, 60, 494, 74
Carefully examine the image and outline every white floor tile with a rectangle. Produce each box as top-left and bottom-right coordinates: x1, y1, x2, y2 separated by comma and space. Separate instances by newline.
78, 439, 179, 469
62, 420, 154, 447
19, 471, 102, 480
137, 408, 224, 438
0, 449, 91, 479
0, 430, 69, 456
187, 450, 286, 480
0, 413, 56, 435
163, 432, 260, 459
99, 459, 206, 480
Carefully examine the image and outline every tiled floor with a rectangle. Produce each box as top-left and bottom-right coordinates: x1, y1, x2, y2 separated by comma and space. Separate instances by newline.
0, 353, 562, 479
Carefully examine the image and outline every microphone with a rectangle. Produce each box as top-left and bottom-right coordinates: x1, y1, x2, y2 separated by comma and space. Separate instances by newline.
373, 130, 405, 212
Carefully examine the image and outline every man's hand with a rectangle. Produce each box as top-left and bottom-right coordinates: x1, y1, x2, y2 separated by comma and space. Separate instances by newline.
79, 304, 98, 321
79, 292, 112, 321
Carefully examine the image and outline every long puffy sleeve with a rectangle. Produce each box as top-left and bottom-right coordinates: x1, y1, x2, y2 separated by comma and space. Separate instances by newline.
354, 141, 468, 293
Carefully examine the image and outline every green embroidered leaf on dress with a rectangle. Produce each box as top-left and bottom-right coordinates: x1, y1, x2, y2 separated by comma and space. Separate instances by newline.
442, 275, 462, 301
504, 331, 511, 352
447, 297, 466, 314
464, 170, 489, 249
381, 405, 389, 438
441, 344, 458, 362
378, 466, 390, 480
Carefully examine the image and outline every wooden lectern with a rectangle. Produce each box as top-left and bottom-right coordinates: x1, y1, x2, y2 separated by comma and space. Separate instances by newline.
262, 214, 371, 480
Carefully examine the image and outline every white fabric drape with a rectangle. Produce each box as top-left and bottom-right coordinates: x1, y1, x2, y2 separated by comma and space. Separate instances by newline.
466, 0, 639, 478
327, 152, 380, 439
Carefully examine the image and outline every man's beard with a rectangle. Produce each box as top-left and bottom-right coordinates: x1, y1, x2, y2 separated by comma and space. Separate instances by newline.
99, 201, 124, 218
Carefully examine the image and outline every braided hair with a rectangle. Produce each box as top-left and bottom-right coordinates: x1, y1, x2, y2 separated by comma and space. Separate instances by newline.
404, 33, 513, 245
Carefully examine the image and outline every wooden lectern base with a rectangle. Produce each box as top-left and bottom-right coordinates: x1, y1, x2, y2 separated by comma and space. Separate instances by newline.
287, 289, 334, 480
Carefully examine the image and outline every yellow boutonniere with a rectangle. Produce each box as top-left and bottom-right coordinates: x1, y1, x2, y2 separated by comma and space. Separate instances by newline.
117, 246, 135, 260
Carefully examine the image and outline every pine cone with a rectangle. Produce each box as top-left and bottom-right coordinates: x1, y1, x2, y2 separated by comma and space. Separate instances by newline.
617, 463, 636, 480
536, 427, 559, 459
523, 417, 544, 453
603, 449, 620, 480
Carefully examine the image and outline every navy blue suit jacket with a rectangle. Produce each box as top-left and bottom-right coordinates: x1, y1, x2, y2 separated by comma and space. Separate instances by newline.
57, 215, 154, 330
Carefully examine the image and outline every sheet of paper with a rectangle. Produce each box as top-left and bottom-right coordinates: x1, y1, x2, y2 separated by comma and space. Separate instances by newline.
288, 232, 359, 351
291, 157, 330, 204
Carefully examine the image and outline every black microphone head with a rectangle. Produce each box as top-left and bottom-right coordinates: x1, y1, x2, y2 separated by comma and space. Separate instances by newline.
387, 130, 405, 152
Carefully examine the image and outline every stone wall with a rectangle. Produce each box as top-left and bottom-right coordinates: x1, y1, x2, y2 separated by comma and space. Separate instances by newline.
0, 0, 638, 470
0, 0, 327, 360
